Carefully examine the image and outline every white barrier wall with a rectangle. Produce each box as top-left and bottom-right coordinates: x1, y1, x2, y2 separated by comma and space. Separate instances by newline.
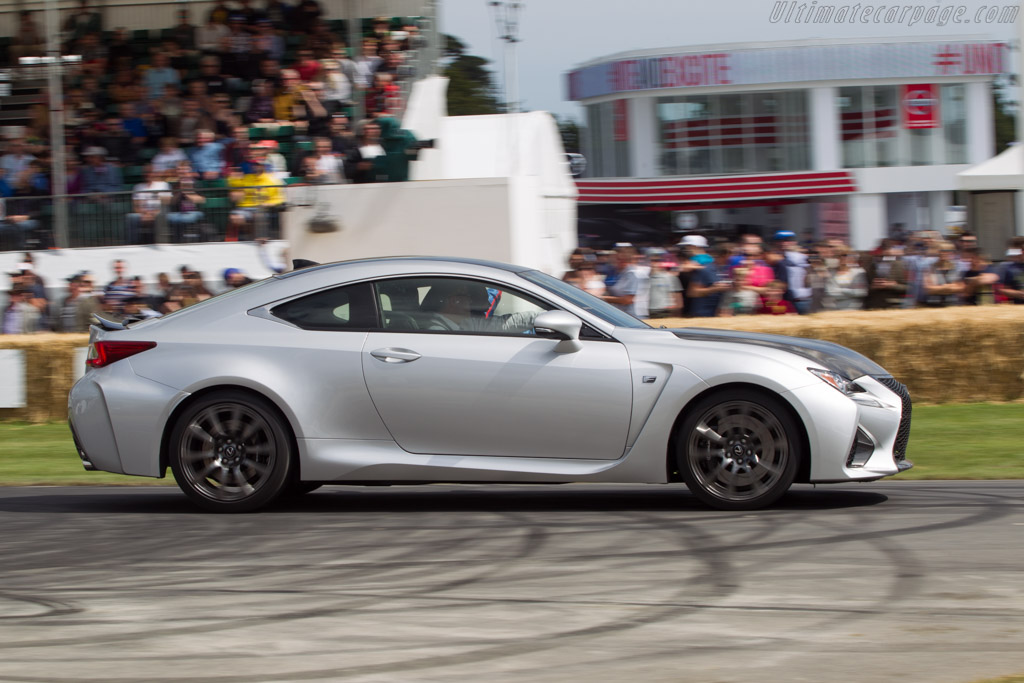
285, 178, 577, 275
285, 79, 579, 275
0, 350, 26, 408
0, 240, 289, 313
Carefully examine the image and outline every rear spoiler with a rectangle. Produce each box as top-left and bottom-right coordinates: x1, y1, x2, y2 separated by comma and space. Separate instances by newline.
93, 312, 129, 331
89, 312, 148, 344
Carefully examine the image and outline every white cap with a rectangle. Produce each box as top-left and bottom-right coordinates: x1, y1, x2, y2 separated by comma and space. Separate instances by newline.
678, 235, 708, 248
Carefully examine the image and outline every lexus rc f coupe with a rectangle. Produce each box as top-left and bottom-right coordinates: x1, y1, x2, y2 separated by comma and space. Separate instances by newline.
69, 257, 911, 512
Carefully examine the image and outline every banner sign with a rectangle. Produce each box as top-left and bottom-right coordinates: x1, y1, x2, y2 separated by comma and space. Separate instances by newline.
567, 41, 1006, 101
612, 100, 629, 141
901, 84, 939, 129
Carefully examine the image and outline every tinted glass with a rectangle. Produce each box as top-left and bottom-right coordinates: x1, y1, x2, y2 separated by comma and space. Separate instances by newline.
271, 283, 376, 330
374, 277, 551, 335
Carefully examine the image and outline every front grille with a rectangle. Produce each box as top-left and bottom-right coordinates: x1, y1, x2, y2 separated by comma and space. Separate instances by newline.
876, 376, 911, 462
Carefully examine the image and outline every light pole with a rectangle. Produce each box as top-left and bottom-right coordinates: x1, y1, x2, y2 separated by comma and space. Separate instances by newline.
44, 0, 69, 249
488, 1, 522, 113
1017, 0, 1023, 236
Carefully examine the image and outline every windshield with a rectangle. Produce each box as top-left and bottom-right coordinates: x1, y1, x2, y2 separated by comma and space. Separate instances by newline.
520, 270, 651, 329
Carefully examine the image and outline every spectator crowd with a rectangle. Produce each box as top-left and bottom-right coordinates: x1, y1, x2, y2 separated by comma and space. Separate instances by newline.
0, 0, 429, 250
2, 251, 272, 334
4, 231, 1024, 334
563, 231, 1024, 319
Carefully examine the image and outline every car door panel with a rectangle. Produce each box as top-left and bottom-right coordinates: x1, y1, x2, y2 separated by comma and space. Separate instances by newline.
361, 332, 633, 459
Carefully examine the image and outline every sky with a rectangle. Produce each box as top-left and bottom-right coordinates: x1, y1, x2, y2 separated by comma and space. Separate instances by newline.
437, 0, 1021, 121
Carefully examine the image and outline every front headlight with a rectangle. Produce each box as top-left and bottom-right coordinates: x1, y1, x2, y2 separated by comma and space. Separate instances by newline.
808, 368, 882, 407
808, 367, 860, 395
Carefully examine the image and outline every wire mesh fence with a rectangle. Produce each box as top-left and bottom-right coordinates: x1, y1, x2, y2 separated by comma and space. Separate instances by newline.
1, 185, 297, 251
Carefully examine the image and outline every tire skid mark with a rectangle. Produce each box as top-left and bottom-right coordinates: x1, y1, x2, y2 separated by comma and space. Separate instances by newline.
0, 520, 736, 677
0, 484, 1019, 682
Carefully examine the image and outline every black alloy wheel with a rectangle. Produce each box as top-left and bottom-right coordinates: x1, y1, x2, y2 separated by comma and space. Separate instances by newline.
169, 390, 294, 512
677, 389, 801, 510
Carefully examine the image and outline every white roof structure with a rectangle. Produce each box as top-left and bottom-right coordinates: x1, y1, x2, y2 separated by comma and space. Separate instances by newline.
404, 76, 576, 200
956, 144, 1024, 191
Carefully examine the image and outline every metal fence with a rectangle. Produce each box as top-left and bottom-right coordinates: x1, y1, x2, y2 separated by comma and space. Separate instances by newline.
1, 185, 297, 251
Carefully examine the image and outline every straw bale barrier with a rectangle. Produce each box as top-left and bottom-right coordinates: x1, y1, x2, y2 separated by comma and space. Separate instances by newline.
658, 306, 1024, 404
0, 306, 1021, 422
1, 334, 88, 423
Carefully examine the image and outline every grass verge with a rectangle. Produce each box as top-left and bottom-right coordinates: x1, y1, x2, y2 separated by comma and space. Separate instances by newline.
0, 403, 1022, 485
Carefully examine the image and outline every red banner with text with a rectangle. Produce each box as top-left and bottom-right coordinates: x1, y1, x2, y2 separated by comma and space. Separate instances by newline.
901, 84, 939, 129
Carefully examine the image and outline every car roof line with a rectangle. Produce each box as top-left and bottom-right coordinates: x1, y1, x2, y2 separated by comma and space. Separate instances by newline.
274, 256, 531, 279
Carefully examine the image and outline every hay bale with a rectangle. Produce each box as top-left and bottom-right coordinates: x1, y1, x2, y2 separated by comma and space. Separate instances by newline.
1, 307, 1022, 422
654, 306, 1024, 403
0, 334, 89, 422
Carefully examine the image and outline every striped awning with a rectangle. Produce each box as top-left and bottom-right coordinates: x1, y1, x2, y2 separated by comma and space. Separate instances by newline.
576, 171, 857, 204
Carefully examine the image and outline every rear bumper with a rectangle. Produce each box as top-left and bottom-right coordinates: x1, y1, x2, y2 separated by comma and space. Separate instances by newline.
69, 361, 186, 477
68, 420, 96, 471
68, 371, 124, 474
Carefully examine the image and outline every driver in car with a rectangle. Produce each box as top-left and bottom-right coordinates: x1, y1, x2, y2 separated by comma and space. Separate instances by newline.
425, 283, 539, 334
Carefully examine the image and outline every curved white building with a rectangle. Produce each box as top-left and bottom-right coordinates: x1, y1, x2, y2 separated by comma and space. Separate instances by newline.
567, 37, 1010, 249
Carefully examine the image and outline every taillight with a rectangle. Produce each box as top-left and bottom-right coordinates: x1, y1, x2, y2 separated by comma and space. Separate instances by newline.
87, 341, 157, 368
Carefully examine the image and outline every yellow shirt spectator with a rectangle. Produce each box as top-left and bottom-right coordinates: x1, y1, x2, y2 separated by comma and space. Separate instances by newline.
229, 169, 284, 208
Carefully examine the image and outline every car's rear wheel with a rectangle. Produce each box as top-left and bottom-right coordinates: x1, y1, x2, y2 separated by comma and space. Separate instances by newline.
677, 390, 800, 510
169, 391, 293, 512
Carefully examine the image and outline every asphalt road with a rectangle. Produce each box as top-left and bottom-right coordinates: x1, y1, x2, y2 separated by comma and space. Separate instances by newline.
0, 481, 1022, 683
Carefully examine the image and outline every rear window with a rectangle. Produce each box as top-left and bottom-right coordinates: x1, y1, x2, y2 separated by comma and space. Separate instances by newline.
271, 283, 376, 331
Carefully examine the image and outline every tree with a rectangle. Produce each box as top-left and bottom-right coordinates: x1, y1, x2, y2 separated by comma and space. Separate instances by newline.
442, 34, 501, 116
993, 81, 1017, 154
555, 116, 580, 153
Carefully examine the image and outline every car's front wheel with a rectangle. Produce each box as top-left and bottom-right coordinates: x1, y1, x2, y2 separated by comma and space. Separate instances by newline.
169, 391, 293, 512
677, 389, 801, 510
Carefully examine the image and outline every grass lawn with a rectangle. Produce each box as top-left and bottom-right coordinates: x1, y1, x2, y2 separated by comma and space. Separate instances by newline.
0, 422, 172, 486
0, 403, 1022, 485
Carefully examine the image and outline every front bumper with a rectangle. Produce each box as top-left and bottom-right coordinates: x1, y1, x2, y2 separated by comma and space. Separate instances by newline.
787, 374, 910, 482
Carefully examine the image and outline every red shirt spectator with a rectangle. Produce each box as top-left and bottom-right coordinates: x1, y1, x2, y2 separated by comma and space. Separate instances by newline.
758, 281, 797, 315
295, 50, 322, 82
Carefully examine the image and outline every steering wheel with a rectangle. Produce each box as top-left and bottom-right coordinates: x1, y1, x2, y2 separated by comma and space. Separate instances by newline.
383, 312, 419, 330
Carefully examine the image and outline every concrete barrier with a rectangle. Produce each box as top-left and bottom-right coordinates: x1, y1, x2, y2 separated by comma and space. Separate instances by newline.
1, 306, 1022, 422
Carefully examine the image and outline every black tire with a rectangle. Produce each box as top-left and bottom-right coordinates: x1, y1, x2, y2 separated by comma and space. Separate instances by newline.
169, 390, 294, 512
676, 389, 801, 511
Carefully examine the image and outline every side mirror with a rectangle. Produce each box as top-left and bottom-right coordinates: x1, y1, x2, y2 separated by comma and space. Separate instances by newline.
534, 310, 583, 353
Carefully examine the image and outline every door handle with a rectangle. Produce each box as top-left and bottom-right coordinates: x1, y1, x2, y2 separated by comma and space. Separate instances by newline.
370, 347, 422, 363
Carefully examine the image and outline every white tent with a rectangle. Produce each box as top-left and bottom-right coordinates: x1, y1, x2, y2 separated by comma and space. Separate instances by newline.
956, 144, 1024, 192
956, 144, 1022, 255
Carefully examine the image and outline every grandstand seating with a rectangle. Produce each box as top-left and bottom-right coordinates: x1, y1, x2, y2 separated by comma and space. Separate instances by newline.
0, 10, 428, 250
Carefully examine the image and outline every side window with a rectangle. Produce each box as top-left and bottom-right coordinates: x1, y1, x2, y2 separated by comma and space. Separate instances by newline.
374, 277, 552, 335
271, 282, 376, 331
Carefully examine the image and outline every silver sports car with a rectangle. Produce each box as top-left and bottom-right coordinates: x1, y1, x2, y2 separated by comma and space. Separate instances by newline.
69, 257, 912, 512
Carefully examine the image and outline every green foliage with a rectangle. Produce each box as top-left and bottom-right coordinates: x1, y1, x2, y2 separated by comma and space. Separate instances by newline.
442, 33, 502, 116
993, 83, 1017, 153
556, 116, 581, 153
443, 33, 468, 59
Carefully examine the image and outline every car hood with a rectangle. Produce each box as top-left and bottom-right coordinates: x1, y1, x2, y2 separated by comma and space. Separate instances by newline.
669, 328, 890, 380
